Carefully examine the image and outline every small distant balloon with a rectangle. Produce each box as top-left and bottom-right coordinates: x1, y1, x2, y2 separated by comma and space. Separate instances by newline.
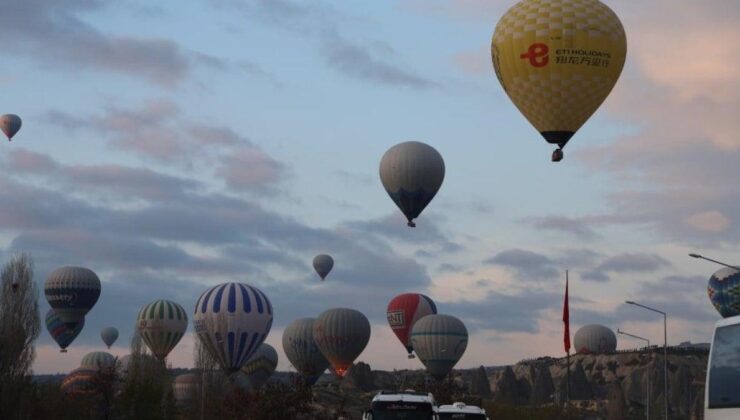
313, 254, 334, 280
379, 141, 445, 227
100, 327, 119, 349
239, 343, 278, 391
46, 309, 84, 352
0, 114, 21, 141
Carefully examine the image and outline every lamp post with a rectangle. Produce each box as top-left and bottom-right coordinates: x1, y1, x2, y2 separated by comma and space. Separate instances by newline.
625, 301, 668, 420
688, 253, 740, 270
618, 329, 651, 420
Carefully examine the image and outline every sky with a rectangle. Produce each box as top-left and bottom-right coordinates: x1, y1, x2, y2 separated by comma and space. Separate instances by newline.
2, 0, 739, 375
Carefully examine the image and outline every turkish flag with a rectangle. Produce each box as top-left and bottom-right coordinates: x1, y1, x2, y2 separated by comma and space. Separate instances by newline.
563, 273, 570, 353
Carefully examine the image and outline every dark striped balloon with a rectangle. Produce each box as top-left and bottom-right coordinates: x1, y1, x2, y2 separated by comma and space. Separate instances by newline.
136, 299, 188, 361
44, 266, 101, 328
193, 282, 273, 373
45, 309, 84, 352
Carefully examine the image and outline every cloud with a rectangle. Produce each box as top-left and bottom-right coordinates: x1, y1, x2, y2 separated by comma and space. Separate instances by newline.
581, 253, 671, 283
208, 0, 435, 89
484, 249, 559, 281
43, 100, 287, 193
524, 215, 599, 239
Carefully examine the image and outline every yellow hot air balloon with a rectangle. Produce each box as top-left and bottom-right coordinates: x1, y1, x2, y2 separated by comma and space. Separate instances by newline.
491, 0, 626, 162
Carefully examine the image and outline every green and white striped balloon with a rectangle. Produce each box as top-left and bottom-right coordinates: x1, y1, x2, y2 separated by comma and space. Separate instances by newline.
136, 299, 188, 361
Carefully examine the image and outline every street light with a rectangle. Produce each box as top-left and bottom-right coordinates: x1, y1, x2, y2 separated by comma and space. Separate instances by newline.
625, 301, 668, 420
688, 253, 740, 270
618, 329, 651, 420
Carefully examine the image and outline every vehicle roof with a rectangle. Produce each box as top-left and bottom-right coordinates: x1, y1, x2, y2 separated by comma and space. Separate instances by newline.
372, 390, 435, 404
438, 402, 486, 414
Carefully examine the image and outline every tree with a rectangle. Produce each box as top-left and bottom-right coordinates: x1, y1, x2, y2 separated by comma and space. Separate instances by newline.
0, 254, 41, 420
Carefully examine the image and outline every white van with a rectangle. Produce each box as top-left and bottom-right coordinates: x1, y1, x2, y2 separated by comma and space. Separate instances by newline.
363, 390, 439, 420
438, 402, 489, 420
705, 315, 740, 419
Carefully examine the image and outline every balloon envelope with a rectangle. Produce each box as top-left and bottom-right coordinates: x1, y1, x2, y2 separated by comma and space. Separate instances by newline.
0, 114, 21, 140
708, 267, 740, 318
44, 266, 101, 328
312, 254, 334, 280
193, 282, 273, 373
100, 327, 119, 349
61, 368, 99, 397
410, 314, 468, 380
387, 293, 437, 355
46, 309, 84, 352
173, 373, 201, 406
136, 299, 188, 361
491, 0, 626, 155
379, 141, 445, 227
282, 317, 330, 385
313, 308, 370, 378
239, 343, 278, 390
80, 351, 116, 370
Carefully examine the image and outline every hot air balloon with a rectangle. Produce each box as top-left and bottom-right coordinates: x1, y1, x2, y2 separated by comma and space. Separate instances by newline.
80, 351, 116, 370
239, 343, 278, 391
193, 282, 273, 373
136, 299, 188, 361
708, 267, 740, 318
313, 308, 370, 378
387, 293, 437, 358
0, 114, 21, 141
44, 266, 101, 328
573, 324, 617, 354
100, 327, 119, 349
491, 0, 627, 162
379, 141, 445, 227
410, 314, 468, 380
313, 254, 334, 280
282, 318, 330, 385
61, 368, 100, 397
173, 373, 201, 406
46, 309, 84, 352
118, 353, 160, 378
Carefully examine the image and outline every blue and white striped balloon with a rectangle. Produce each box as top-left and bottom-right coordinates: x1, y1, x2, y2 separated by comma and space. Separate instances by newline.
193, 282, 273, 373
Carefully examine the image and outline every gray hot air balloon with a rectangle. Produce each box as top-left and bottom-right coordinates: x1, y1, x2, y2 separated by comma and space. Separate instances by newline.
573, 324, 617, 354
379, 141, 445, 227
409, 314, 468, 380
0, 114, 21, 141
282, 318, 330, 385
239, 343, 278, 391
173, 373, 201, 406
44, 266, 101, 328
312, 254, 334, 281
100, 327, 119, 349
313, 308, 371, 378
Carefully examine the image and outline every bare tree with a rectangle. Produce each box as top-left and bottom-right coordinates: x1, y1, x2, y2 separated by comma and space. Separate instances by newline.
0, 254, 41, 419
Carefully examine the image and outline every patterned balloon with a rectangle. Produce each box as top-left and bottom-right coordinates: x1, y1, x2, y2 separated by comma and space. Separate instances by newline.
410, 314, 468, 380
45, 309, 84, 352
491, 0, 627, 161
239, 343, 278, 390
80, 351, 116, 370
313, 308, 371, 378
136, 299, 188, 361
61, 368, 99, 397
44, 266, 101, 328
0, 114, 22, 140
193, 282, 273, 373
387, 293, 437, 356
708, 267, 740, 318
100, 327, 119, 349
282, 318, 330, 385
379, 141, 445, 227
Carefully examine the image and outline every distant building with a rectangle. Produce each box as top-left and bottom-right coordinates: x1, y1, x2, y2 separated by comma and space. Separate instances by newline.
676, 341, 710, 351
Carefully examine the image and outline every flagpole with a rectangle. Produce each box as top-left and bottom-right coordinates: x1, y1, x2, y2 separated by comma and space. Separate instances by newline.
565, 270, 570, 409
